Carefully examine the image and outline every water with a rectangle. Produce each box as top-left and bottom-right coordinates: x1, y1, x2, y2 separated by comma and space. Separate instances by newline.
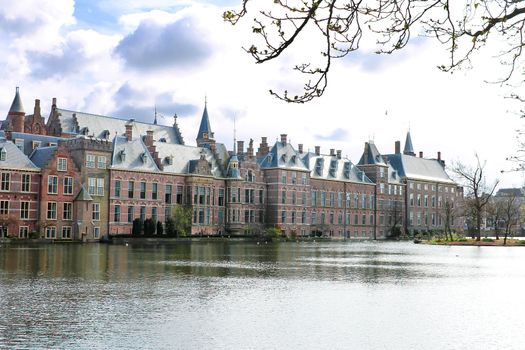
1, 241, 524, 349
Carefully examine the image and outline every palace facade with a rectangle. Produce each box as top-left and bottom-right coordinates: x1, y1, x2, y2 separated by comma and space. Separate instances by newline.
0, 88, 463, 240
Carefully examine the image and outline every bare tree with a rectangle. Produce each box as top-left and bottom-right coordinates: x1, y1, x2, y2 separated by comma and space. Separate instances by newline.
453, 155, 499, 241
485, 199, 503, 240
499, 193, 521, 245
443, 198, 458, 241
225, 1, 525, 102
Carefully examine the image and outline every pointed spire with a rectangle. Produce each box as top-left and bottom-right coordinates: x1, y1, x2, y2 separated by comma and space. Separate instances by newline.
154, 105, 158, 125
403, 130, 415, 156
233, 114, 236, 153
197, 96, 213, 141
9, 87, 24, 114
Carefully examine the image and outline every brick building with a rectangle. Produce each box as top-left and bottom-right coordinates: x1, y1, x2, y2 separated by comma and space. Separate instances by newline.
0, 88, 463, 240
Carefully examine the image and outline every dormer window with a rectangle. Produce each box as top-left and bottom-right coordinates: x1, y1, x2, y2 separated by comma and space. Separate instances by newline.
203, 132, 208, 139
119, 150, 126, 162
329, 159, 338, 177
281, 154, 287, 162
315, 158, 324, 176
80, 127, 89, 135
159, 138, 167, 143
291, 155, 296, 164
165, 156, 173, 165
0, 148, 5, 161
141, 152, 148, 164
101, 130, 110, 139
343, 162, 351, 179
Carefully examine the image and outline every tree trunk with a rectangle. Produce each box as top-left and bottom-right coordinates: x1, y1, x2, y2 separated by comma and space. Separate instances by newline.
476, 212, 482, 241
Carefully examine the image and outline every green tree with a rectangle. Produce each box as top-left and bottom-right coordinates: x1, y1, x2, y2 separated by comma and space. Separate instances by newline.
157, 221, 164, 236
143, 218, 156, 236
225, 1, 524, 102
132, 218, 143, 236
172, 205, 192, 237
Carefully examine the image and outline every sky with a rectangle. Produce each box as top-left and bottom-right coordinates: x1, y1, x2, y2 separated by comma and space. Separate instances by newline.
0, 0, 523, 188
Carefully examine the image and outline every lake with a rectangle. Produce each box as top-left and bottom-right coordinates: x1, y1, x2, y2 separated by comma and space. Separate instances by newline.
0, 241, 524, 349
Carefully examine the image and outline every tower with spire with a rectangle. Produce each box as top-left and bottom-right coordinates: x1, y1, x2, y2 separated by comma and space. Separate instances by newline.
196, 97, 215, 149
6, 87, 25, 133
403, 130, 415, 156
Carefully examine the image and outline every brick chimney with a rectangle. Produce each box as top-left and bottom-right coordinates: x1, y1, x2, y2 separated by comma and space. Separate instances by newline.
315, 146, 320, 156
336, 150, 342, 159
34, 99, 41, 116
395, 141, 401, 154
145, 130, 154, 147
280, 134, 287, 145
330, 148, 335, 156
237, 140, 244, 155
247, 139, 254, 157
298, 144, 303, 154
125, 120, 133, 141
419, 151, 423, 158
256, 136, 269, 157
437, 151, 441, 161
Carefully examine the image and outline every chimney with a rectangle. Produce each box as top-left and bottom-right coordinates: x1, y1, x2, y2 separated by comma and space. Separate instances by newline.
173, 113, 178, 126
315, 146, 320, 156
237, 140, 244, 155
395, 141, 401, 154
437, 151, 441, 161
336, 150, 342, 159
298, 144, 303, 154
34, 99, 41, 116
145, 130, 154, 147
330, 148, 335, 156
52, 97, 57, 107
419, 151, 423, 158
280, 134, 287, 145
247, 139, 254, 157
256, 136, 270, 157
125, 121, 133, 141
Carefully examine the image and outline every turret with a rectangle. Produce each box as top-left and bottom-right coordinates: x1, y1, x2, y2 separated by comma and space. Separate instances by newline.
6, 87, 25, 132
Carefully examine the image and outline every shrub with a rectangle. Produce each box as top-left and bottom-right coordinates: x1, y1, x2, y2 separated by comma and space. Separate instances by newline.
143, 218, 156, 236
481, 238, 494, 242
132, 218, 143, 236
156, 221, 164, 236
165, 218, 176, 237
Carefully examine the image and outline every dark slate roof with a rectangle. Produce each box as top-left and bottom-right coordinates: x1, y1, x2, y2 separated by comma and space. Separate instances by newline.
384, 153, 455, 184
9, 132, 66, 156
226, 154, 241, 178
75, 185, 93, 201
55, 108, 184, 145
403, 131, 415, 155
0, 138, 39, 170
197, 103, 212, 140
29, 146, 57, 168
8, 87, 24, 114
358, 142, 386, 166
258, 141, 309, 171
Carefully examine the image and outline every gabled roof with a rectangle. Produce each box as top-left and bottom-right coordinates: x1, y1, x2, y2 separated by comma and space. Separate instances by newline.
258, 141, 309, 171
384, 153, 455, 184
8, 132, 66, 156
0, 138, 39, 171
55, 108, 184, 144
153, 141, 223, 177
403, 131, 415, 155
303, 152, 373, 184
29, 146, 56, 168
75, 185, 93, 201
8, 87, 24, 114
196, 103, 212, 140
358, 142, 386, 166
111, 135, 160, 173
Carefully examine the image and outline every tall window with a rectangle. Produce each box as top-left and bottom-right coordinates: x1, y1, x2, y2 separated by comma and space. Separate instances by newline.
152, 183, 158, 200
281, 171, 287, 184
45, 226, 56, 239
176, 185, 183, 204
0, 200, 8, 215
47, 202, 57, 220
57, 158, 67, 171
127, 206, 134, 223
62, 227, 71, 239
152, 207, 157, 222
218, 188, 224, 206
48, 175, 58, 194
114, 205, 121, 222
63, 203, 72, 220
22, 174, 30, 192
165, 184, 172, 204
140, 206, 146, 221
128, 181, 134, 198
19, 226, 29, 238
93, 227, 100, 239
97, 178, 104, 196
89, 178, 96, 195
97, 156, 107, 169
115, 180, 121, 197
140, 181, 146, 199
291, 172, 297, 184
1, 173, 10, 191
86, 154, 96, 168
0, 148, 6, 161
92, 203, 100, 221
20, 201, 29, 219
63, 176, 73, 195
